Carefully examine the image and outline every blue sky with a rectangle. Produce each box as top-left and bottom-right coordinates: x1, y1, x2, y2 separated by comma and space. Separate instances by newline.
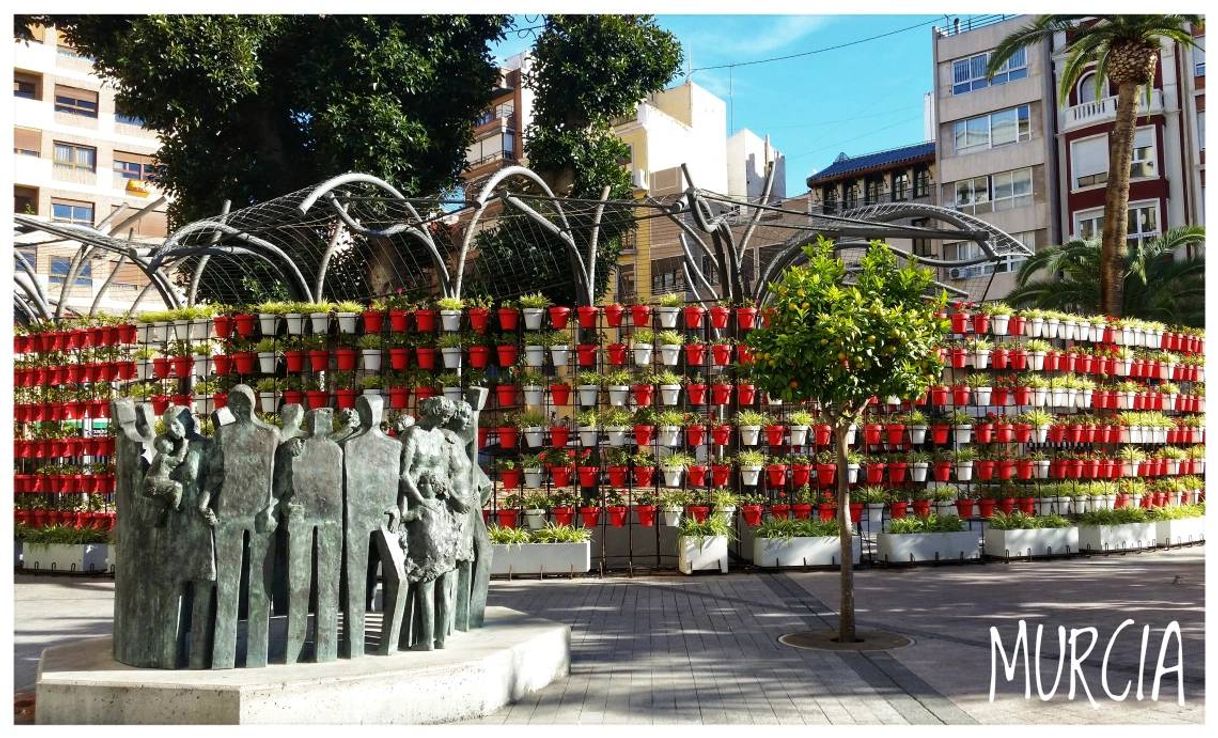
490, 14, 944, 196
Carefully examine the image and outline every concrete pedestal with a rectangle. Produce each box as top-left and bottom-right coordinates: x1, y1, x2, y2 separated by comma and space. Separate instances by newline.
36, 607, 569, 724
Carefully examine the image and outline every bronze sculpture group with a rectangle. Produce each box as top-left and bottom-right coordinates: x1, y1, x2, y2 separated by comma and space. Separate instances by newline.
111, 385, 493, 670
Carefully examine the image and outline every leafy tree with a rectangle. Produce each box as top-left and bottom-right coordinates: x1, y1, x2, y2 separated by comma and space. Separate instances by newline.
987, 15, 1202, 317
24, 15, 510, 226
471, 15, 683, 305
1005, 226, 1205, 327
746, 239, 947, 643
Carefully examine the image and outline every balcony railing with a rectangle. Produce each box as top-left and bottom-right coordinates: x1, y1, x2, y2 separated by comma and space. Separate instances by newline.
934, 15, 1015, 37
1065, 90, 1163, 131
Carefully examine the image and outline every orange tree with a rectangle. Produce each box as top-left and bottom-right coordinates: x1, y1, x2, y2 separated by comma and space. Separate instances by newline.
746, 238, 947, 643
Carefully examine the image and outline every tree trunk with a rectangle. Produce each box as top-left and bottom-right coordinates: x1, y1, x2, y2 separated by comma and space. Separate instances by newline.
1099, 82, 1140, 317
833, 423, 855, 643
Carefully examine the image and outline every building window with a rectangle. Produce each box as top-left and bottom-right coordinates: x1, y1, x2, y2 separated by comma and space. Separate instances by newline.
843, 182, 858, 209
944, 235, 1029, 278
1130, 127, 1157, 179
53, 85, 98, 118
913, 167, 931, 197
910, 218, 934, 258
892, 171, 910, 201
650, 255, 685, 295
864, 177, 882, 205
51, 199, 94, 225
991, 168, 1034, 212
14, 127, 41, 157
1077, 71, 1105, 103
616, 263, 636, 303
114, 103, 144, 126
1076, 210, 1104, 241
113, 152, 157, 180
50, 256, 93, 287
14, 71, 40, 99
15, 186, 38, 215
1127, 202, 1160, 247
700, 255, 720, 285
952, 48, 1027, 95
954, 176, 991, 214
1195, 39, 1205, 76
821, 185, 837, 214
53, 141, 96, 171
953, 105, 1031, 154
1071, 134, 1109, 189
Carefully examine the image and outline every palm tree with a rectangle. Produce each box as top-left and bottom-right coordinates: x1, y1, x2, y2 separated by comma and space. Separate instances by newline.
987, 15, 1202, 317
1005, 226, 1205, 327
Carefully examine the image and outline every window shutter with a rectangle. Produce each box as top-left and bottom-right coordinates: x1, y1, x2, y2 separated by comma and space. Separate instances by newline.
1071, 136, 1108, 185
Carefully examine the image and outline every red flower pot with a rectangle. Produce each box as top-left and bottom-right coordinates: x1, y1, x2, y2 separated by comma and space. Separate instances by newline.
765, 424, 786, 446
736, 307, 757, 330
686, 464, 708, 487
576, 305, 599, 329
334, 347, 358, 371
772, 504, 793, 520
817, 505, 835, 522
576, 465, 599, 488
633, 424, 655, 446
816, 463, 837, 487
977, 459, 995, 481
469, 345, 490, 369
362, 310, 384, 333
709, 305, 730, 329
633, 465, 655, 487
606, 343, 627, 365
737, 345, 753, 364
971, 313, 990, 334
416, 346, 437, 370
498, 426, 518, 449
607, 465, 628, 487
548, 306, 572, 329
494, 344, 518, 367
950, 312, 970, 333
889, 501, 909, 519
305, 390, 328, 410
930, 386, 949, 406
634, 504, 656, 527
737, 383, 756, 405
233, 313, 256, 338
308, 349, 329, 372
787, 503, 810, 520
711, 463, 731, 486
551, 506, 576, 527
682, 305, 705, 328
496, 508, 520, 528
389, 309, 410, 332
496, 307, 519, 331
632, 384, 654, 406
576, 344, 598, 367
684, 343, 707, 365
551, 426, 571, 448
278, 390, 298, 407
282, 350, 304, 373
710, 383, 733, 406
684, 425, 706, 447
494, 383, 517, 408
551, 466, 573, 487
741, 504, 763, 526
995, 423, 1014, 443
888, 462, 907, 483
686, 505, 710, 523
602, 303, 624, 327
711, 344, 732, 366
863, 424, 882, 446
334, 388, 357, 409
384, 347, 408, 371
912, 499, 932, 518
813, 425, 832, 445
997, 497, 1016, 514
467, 307, 490, 333
766, 464, 789, 487
499, 468, 521, 489
955, 499, 976, 518
414, 309, 437, 332
607, 505, 629, 528
975, 423, 993, 444
932, 461, 952, 482
865, 463, 885, 485
577, 506, 600, 528
630, 304, 652, 327
791, 463, 812, 487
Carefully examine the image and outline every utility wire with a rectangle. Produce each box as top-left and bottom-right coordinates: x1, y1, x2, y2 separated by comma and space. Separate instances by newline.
689, 15, 943, 72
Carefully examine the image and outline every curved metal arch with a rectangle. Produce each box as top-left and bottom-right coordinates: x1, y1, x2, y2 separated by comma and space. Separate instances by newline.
14, 273, 53, 321
186, 246, 316, 301
150, 221, 315, 302
840, 202, 1034, 259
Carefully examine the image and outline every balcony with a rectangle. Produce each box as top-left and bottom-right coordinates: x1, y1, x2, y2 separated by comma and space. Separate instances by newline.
1064, 89, 1163, 132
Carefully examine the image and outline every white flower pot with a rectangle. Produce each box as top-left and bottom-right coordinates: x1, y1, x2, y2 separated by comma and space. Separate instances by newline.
1051, 389, 1068, 407
1035, 497, 1055, 516
259, 391, 277, 414
522, 386, 544, 406
678, 535, 728, 574
740, 466, 762, 486
257, 351, 277, 374
953, 425, 972, 444
1029, 352, 1046, 371
658, 426, 681, 447
579, 427, 599, 446
633, 344, 653, 366
194, 356, 209, 377
1076, 390, 1092, 409
607, 386, 629, 406
659, 344, 681, 366
973, 387, 992, 406
362, 349, 382, 371
135, 363, 151, 381
656, 306, 680, 328
441, 347, 462, 370
439, 310, 462, 332
1033, 426, 1049, 443
524, 346, 545, 367
973, 351, 990, 369
524, 470, 544, 487
577, 385, 599, 406
524, 427, 544, 448
662, 468, 684, 487
1028, 318, 1044, 337
908, 426, 927, 444
1045, 319, 1060, 338
910, 463, 928, 482
788, 426, 809, 446
336, 312, 358, 333
309, 313, 330, 334
1116, 359, 1131, 375
846, 464, 860, 484
845, 426, 857, 446
522, 308, 544, 330
550, 346, 571, 366
955, 462, 973, 481
284, 313, 305, 334
739, 426, 761, 446
1033, 388, 1049, 406
523, 509, 547, 530
659, 384, 681, 406
443, 386, 462, 403
990, 315, 1009, 335
661, 508, 683, 526
606, 427, 627, 447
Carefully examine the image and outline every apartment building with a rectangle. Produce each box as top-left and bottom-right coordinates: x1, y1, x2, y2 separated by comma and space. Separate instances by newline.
1051, 21, 1205, 252
462, 52, 535, 186
14, 24, 167, 316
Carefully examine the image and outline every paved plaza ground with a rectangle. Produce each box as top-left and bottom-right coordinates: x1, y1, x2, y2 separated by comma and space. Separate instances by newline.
14, 546, 1204, 724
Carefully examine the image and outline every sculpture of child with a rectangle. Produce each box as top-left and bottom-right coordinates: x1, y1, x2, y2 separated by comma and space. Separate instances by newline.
144, 435, 188, 513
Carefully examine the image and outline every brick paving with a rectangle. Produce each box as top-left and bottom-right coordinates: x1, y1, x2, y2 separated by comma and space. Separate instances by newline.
14, 546, 1204, 724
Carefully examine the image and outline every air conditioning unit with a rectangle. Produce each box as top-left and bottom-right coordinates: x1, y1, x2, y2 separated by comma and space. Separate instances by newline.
948, 267, 966, 280
631, 168, 648, 191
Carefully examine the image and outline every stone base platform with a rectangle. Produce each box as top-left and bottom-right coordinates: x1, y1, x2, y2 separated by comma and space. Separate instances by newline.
35, 607, 569, 724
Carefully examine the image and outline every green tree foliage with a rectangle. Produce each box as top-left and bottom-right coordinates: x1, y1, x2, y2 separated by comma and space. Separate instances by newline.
30, 15, 510, 225
746, 238, 947, 643
1005, 226, 1205, 327
469, 15, 683, 305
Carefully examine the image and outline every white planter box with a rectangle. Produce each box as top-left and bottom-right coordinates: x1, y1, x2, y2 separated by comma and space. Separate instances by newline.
753, 536, 861, 567
490, 542, 590, 576
876, 531, 979, 563
983, 527, 1079, 558
1078, 523, 1157, 552
23, 543, 109, 573
1155, 517, 1205, 547
678, 535, 728, 574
